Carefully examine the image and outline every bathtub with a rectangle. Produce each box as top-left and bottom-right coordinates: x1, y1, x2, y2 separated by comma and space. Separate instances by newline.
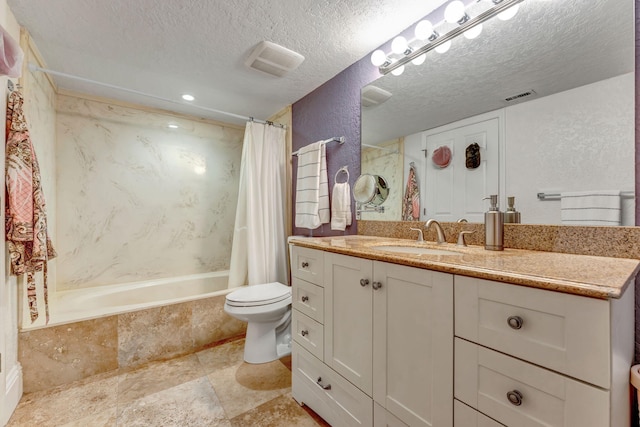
21, 271, 238, 330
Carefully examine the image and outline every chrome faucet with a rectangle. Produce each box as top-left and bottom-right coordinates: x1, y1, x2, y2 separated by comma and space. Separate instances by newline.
425, 219, 446, 244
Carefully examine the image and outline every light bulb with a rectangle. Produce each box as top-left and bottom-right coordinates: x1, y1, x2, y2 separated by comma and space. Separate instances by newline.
435, 40, 452, 54
391, 36, 408, 55
168, 124, 179, 129
464, 23, 483, 39
444, 1, 466, 24
412, 54, 426, 65
371, 50, 387, 66
498, 4, 519, 20
415, 20, 434, 40
391, 65, 405, 76
181, 94, 195, 101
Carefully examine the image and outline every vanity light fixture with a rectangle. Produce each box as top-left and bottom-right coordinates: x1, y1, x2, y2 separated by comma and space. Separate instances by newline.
181, 94, 195, 101
374, 0, 524, 76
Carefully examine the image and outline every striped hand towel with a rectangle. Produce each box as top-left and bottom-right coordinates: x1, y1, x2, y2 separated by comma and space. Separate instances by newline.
295, 141, 330, 229
560, 190, 621, 226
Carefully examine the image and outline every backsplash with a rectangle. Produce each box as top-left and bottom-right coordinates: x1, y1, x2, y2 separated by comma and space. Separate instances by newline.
358, 220, 640, 259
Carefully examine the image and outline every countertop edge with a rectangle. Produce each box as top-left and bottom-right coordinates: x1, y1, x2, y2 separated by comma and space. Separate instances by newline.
289, 238, 640, 300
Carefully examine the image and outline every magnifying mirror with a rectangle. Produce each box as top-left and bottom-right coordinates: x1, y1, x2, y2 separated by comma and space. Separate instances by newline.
353, 174, 389, 206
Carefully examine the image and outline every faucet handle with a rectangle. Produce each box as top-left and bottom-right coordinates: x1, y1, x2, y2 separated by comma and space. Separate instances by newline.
409, 227, 424, 242
457, 230, 474, 247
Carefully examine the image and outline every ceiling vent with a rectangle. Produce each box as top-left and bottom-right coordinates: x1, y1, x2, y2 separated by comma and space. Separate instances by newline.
361, 85, 393, 107
245, 41, 305, 77
504, 89, 537, 103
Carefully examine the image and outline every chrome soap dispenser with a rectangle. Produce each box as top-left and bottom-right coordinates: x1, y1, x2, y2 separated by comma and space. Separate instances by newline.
504, 196, 521, 224
484, 195, 504, 251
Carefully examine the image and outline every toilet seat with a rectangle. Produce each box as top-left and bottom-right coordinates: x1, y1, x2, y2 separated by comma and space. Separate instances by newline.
226, 282, 291, 307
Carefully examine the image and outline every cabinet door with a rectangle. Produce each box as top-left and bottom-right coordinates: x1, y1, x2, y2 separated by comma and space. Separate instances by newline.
373, 262, 454, 427
324, 252, 373, 395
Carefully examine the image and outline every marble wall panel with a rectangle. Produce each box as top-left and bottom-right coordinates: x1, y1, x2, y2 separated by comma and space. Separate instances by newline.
18, 316, 118, 393
360, 138, 403, 221
55, 95, 244, 290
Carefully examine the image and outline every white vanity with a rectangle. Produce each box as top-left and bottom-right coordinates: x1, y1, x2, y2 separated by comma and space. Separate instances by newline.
288, 236, 638, 427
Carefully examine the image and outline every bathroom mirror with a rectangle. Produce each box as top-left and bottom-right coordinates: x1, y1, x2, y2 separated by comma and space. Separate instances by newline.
360, 0, 635, 225
354, 174, 390, 206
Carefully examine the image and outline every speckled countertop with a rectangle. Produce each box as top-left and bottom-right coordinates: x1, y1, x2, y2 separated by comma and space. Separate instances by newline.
289, 235, 640, 299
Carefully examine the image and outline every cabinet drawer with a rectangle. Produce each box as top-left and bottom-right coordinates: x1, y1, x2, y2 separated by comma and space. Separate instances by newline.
455, 338, 609, 427
292, 277, 324, 323
292, 310, 324, 360
290, 246, 324, 285
454, 400, 504, 427
292, 342, 372, 427
454, 275, 610, 388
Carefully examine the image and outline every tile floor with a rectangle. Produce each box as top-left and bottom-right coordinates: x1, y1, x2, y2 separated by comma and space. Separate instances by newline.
7, 337, 330, 426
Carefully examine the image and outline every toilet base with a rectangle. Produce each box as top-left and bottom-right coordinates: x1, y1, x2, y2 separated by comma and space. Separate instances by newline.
243, 310, 292, 364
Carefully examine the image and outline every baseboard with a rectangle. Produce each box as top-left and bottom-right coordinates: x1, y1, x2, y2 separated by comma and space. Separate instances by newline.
2, 363, 22, 426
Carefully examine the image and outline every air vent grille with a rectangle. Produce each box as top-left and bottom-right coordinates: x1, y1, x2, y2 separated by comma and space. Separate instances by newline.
504, 89, 537, 102
361, 85, 392, 107
245, 41, 305, 77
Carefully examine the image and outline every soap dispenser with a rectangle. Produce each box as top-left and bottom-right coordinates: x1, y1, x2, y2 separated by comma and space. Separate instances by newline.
504, 196, 521, 224
484, 195, 504, 251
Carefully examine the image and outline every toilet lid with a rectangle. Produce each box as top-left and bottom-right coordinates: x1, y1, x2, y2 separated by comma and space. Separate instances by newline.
226, 282, 291, 307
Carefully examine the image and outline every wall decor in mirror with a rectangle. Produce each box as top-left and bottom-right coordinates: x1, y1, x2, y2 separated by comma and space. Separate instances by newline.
361, 0, 635, 226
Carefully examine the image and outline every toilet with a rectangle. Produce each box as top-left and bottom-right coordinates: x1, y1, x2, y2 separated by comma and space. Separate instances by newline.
224, 282, 292, 364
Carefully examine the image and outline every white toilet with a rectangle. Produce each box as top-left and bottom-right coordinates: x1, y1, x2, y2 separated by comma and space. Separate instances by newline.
224, 282, 292, 364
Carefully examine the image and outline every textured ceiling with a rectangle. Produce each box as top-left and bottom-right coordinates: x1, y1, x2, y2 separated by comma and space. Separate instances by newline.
8, 0, 449, 124
362, 0, 635, 145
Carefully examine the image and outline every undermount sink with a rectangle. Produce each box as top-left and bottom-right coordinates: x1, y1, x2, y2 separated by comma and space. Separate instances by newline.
372, 245, 460, 256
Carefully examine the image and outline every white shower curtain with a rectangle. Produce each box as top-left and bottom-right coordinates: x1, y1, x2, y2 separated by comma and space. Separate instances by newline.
228, 121, 288, 288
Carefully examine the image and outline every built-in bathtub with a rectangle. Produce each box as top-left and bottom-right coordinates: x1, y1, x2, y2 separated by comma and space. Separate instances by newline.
18, 271, 248, 393
21, 271, 236, 330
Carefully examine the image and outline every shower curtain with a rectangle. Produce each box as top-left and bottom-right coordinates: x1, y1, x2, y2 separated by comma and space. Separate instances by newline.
228, 122, 288, 288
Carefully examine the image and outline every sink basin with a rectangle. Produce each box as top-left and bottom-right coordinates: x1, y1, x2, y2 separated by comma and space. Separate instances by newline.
372, 245, 460, 256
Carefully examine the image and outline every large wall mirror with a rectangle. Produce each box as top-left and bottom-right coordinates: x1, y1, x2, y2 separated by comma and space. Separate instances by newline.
361, 0, 635, 225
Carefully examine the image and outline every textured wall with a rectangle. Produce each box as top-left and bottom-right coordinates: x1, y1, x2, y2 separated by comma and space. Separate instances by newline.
55, 95, 244, 290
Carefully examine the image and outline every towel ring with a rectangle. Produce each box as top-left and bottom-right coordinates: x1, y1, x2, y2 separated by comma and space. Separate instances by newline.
334, 166, 349, 184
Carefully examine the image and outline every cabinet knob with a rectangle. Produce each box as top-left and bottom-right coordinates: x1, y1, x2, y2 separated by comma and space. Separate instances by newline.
506, 390, 523, 406
301, 296, 309, 303
316, 377, 331, 390
301, 330, 309, 337
507, 315, 524, 330
301, 262, 309, 268
360, 278, 370, 287
372, 281, 383, 290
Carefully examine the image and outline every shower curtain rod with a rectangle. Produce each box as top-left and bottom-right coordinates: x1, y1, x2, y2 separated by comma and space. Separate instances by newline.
27, 63, 287, 129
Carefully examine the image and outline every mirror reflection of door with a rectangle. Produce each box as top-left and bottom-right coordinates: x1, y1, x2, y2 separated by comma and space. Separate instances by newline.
405, 113, 501, 222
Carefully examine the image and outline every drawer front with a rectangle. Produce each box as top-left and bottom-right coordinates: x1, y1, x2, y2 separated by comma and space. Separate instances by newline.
455, 338, 609, 427
290, 246, 324, 285
292, 310, 324, 360
292, 342, 373, 427
454, 400, 504, 427
454, 275, 610, 388
292, 277, 324, 323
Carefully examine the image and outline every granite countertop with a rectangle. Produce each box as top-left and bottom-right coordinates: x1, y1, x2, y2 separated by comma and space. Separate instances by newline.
289, 235, 640, 299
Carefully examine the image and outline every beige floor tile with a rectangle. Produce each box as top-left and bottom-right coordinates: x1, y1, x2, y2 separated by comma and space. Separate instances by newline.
230, 393, 322, 427
207, 359, 292, 419
117, 353, 204, 405
117, 377, 230, 426
59, 407, 117, 427
7, 375, 118, 426
196, 338, 246, 374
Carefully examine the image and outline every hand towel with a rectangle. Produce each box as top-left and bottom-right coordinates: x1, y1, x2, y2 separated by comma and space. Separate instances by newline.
560, 190, 621, 226
331, 182, 352, 231
295, 141, 330, 229
6, 89, 57, 323
402, 164, 420, 221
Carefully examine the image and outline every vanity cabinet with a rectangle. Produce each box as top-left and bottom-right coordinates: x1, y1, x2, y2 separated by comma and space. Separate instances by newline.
291, 247, 454, 427
453, 276, 634, 427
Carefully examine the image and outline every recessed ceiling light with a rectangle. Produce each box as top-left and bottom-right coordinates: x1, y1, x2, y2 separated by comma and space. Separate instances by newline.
168, 124, 179, 129
181, 94, 195, 101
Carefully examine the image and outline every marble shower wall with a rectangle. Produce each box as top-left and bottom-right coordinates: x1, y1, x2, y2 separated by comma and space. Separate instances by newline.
56, 95, 244, 290
360, 138, 403, 220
